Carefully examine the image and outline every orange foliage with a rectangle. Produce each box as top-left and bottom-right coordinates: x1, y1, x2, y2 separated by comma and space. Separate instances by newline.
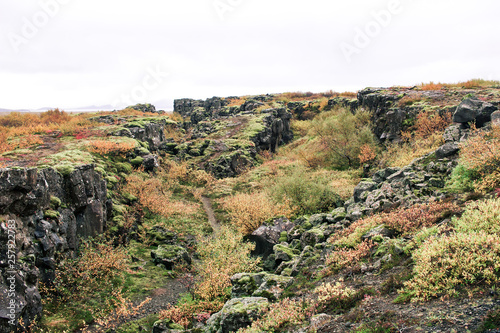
459, 126, 500, 192
221, 191, 295, 234
0, 109, 94, 154
86, 139, 136, 155
124, 173, 200, 219
412, 109, 452, 139
326, 240, 374, 272
358, 144, 377, 164
419, 82, 445, 91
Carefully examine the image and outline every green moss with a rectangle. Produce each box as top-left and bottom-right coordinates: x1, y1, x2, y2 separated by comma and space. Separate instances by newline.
44, 210, 60, 219
130, 156, 144, 166
116, 162, 133, 173
136, 146, 150, 155
121, 192, 138, 204
112, 204, 127, 216
50, 196, 62, 209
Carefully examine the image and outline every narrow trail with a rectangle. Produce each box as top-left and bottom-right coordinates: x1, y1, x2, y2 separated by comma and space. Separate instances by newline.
77, 279, 187, 333
201, 195, 220, 232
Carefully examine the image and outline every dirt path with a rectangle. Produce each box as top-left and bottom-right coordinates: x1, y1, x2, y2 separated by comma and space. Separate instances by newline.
78, 279, 187, 332
201, 195, 220, 232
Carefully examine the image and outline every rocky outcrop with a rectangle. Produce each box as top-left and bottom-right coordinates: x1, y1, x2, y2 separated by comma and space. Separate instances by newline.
251, 108, 293, 153
174, 98, 229, 119
230, 272, 293, 301
0, 165, 109, 332
357, 88, 455, 142
205, 297, 269, 333
453, 97, 498, 127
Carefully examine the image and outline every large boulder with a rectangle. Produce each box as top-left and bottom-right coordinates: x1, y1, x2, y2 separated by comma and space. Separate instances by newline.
453, 98, 498, 127
204, 297, 269, 333
230, 272, 293, 300
248, 218, 295, 256
151, 245, 191, 270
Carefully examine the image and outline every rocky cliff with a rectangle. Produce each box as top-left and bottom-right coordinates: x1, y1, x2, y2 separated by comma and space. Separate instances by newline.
0, 165, 109, 332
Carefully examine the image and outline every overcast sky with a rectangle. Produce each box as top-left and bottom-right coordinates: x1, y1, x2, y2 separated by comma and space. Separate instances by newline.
1, 0, 499, 110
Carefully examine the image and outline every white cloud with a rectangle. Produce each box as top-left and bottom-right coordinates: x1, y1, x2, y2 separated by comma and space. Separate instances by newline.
0, 0, 499, 110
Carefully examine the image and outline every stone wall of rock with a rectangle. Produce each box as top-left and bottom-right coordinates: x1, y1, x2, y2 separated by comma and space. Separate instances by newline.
0, 165, 109, 332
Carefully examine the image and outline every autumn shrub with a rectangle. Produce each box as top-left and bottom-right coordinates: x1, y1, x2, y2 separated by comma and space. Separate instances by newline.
314, 281, 358, 312
330, 202, 459, 247
44, 239, 128, 303
238, 298, 310, 333
325, 241, 374, 272
308, 107, 378, 169
39, 238, 133, 331
379, 110, 451, 168
397, 95, 425, 107
0, 110, 94, 154
402, 232, 500, 301
418, 82, 445, 91
195, 227, 259, 301
452, 127, 500, 193
124, 173, 200, 220
87, 138, 137, 155
161, 227, 259, 327
221, 191, 295, 234
270, 166, 342, 215
453, 198, 500, 234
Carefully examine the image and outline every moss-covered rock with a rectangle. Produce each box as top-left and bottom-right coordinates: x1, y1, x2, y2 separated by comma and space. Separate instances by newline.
205, 297, 269, 333
230, 272, 293, 301
151, 244, 191, 270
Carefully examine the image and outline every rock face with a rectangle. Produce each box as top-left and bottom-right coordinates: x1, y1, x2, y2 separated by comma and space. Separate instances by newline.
251, 108, 293, 153
171, 97, 293, 179
205, 297, 269, 333
357, 88, 455, 142
0, 165, 109, 332
453, 98, 498, 127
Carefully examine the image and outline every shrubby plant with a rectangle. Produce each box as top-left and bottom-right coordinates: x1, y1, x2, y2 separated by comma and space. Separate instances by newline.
161, 227, 260, 327
402, 232, 500, 301
453, 198, 500, 234
221, 191, 295, 234
454, 126, 500, 193
238, 298, 310, 333
270, 166, 342, 215
308, 108, 378, 169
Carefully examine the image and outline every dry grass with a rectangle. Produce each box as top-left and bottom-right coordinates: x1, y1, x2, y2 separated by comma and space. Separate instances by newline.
418, 79, 500, 91
0, 109, 94, 154
86, 139, 137, 156
277, 90, 356, 102
221, 191, 295, 234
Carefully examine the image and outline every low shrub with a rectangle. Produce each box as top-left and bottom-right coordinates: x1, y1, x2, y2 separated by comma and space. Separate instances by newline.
455, 127, 500, 193
325, 241, 374, 273
308, 108, 378, 169
330, 202, 458, 247
87, 139, 137, 155
453, 198, 500, 234
314, 281, 357, 312
402, 232, 500, 301
221, 191, 295, 234
160, 227, 259, 327
238, 298, 310, 333
270, 166, 342, 215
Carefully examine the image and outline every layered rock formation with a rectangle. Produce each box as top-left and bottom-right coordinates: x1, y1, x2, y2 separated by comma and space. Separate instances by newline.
0, 165, 109, 332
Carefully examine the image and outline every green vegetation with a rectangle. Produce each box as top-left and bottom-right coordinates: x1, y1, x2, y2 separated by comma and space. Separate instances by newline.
2, 82, 500, 332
